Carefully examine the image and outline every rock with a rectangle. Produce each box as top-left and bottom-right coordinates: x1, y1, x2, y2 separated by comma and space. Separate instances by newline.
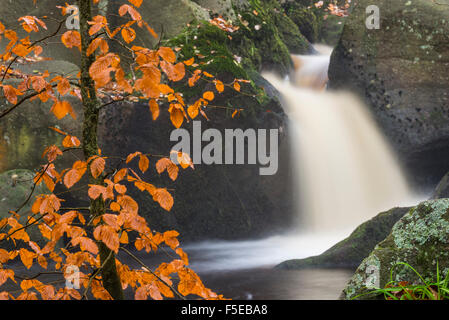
276, 207, 410, 269
0, 169, 50, 249
228, 0, 312, 76
431, 171, 449, 199
107, 0, 210, 50
282, 0, 347, 46
192, 0, 236, 20
270, 4, 314, 55
98, 75, 295, 241
283, 4, 319, 43
341, 199, 449, 300
328, 0, 449, 188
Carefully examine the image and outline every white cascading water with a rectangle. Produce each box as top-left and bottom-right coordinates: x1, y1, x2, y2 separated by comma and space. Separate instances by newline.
264, 45, 415, 233
185, 46, 420, 272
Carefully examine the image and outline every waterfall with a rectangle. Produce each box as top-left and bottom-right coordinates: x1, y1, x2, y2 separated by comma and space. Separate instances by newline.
263, 47, 415, 233
183, 46, 422, 273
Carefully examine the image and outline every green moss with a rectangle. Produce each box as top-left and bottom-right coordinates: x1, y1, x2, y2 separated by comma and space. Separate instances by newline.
282, 0, 348, 46
166, 21, 247, 78
163, 20, 276, 115
285, 7, 319, 43
229, 0, 294, 75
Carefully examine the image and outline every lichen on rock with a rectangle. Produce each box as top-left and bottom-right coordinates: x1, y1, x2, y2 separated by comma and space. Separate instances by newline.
342, 199, 449, 300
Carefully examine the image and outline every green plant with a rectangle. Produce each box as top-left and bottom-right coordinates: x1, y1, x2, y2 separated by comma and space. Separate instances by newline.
353, 262, 449, 300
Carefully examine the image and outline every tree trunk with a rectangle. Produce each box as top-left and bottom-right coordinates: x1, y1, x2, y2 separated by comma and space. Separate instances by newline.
78, 0, 124, 300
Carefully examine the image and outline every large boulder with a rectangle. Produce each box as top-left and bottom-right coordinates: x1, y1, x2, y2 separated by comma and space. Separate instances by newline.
328, 0, 449, 188
276, 207, 410, 269
341, 199, 449, 300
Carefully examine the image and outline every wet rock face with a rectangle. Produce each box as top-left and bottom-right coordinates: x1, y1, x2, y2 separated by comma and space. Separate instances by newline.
341, 199, 449, 300
328, 0, 449, 189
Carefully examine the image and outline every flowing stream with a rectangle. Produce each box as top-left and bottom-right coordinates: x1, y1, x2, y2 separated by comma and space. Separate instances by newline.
177, 46, 423, 299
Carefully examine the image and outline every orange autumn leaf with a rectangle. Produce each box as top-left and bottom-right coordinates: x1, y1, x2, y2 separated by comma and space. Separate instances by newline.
61, 31, 81, 50
102, 214, 120, 230
90, 156, 106, 179
175, 151, 194, 169
50, 100, 76, 120
42, 145, 63, 163
0, 269, 14, 287
88, 15, 107, 36
19, 248, 36, 269
71, 236, 98, 255
126, 151, 142, 164
87, 37, 109, 56
113, 168, 128, 183
114, 183, 127, 194
2, 85, 22, 104
62, 135, 81, 148
160, 61, 185, 82
93, 225, 120, 253
203, 91, 214, 101
149, 99, 160, 120
158, 47, 176, 63
121, 27, 136, 43
117, 194, 139, 214
163, 230, 179, 249
176, 248, 189, 265
119, 231, 129, 244
110, 201, 121, 212
214, 80, 224, 93
64, 161, 87, 189
138, 154, 149, 173
153, 188, 174, 211
156, 158, 179, 181
88, 184, 113, 201
56, 77, 71, 96
187, 104, 199, 119
128, 0, 143, 7
118, 4, 142, 21
183, 57, 194, 66
168, 104, 185, 128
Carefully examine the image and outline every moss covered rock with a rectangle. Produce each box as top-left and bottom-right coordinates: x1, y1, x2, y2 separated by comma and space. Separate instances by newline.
341, 199, 449, 300
282, 0, 347, 46
328, 0, 449, 187
276, 207, 411, 269
0, 169, 50, 249
284, 6, 319, 43
192, 0, 237, 20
